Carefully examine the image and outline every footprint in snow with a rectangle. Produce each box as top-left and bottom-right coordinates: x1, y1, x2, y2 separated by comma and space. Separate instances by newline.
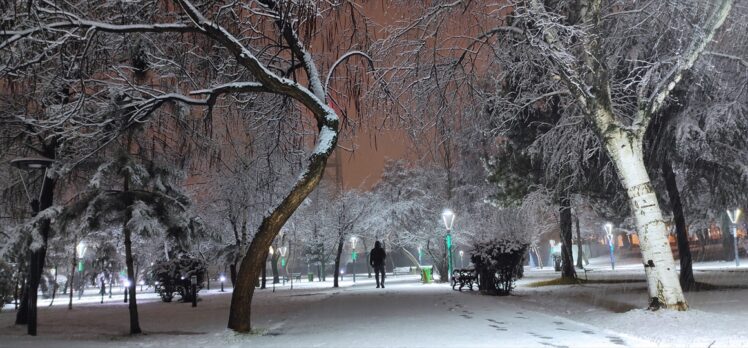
607, 336, 627, 346
460, 314, 473, 319
489, 324, 508, 331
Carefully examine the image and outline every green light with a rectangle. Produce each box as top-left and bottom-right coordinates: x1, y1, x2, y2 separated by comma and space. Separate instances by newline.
446, 234, 452, 249
352, 251, 358, 261
281, 257, 286, 268
77, 261, 84, 272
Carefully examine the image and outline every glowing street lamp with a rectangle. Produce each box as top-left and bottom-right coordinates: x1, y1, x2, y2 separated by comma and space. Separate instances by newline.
605, 223, 615, 270
442, 209, 456, 282
727, 209, 742, 267
220, 274, 226, 292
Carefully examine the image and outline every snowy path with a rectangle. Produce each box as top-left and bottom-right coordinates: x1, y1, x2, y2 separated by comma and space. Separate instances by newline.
252, 277, 652, 348
0, 276, 654, 347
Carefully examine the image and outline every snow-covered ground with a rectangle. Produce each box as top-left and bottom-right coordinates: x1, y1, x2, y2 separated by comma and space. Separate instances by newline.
2, 262, 748, 348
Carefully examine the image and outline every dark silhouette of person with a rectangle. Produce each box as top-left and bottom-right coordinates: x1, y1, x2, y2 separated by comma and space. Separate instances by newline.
370, 241, 387, 288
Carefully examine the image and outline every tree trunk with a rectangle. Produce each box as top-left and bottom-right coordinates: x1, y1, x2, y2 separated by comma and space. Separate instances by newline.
333, 236, 344, 288
721, 214, 735, 262
48, 266, 58, 306
605, 130, 686, 310
575, 213, 585, 269
69, 237, 76, 310
229, 263, 237, 288
16, 167, 56, 334
661, 160, 696, 291
260, 257, 267, 289
271, 253, 280, 284
123, 207, 142, 334
427, 242, 448, 283
362, 239, 371, 278
559, 196, 576, 279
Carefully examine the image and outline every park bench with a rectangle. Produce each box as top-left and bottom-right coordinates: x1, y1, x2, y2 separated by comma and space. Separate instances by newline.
283, 273, 302, 282
393, 266, 413, 276
451, 268, 478, 291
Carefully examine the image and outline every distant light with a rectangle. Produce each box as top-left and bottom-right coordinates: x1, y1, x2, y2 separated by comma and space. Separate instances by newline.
123, 279, 131, 288
139, 280, 145, 285
154, 281, 159, 285
220, 276, 226, 282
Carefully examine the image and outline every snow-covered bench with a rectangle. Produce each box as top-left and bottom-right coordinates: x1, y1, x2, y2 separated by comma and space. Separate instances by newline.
393, 266, 414, 275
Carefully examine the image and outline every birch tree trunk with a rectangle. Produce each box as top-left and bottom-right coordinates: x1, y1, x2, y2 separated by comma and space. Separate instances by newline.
603, 129, 686, 310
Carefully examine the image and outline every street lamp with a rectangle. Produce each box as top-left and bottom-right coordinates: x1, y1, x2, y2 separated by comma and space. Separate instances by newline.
350, 236, 358, 283
279, 246, 288, 285
605, 223, 615, 270
11, 157, 55, 336
269, 246, 275, 292
459, 250, 464, 269
220, 274, 226, 292
417, 245, 423, 266
442, 209, 455, 282
727, 209, 742, 267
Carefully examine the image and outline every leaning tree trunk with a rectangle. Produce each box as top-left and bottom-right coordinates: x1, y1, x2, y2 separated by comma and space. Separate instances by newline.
604, 129, 687, 310
333, 235, 345, 288
227, 124, 338, 333
559, 196, 576, 279
662, 160, 696, 291
260, 257, 267, 289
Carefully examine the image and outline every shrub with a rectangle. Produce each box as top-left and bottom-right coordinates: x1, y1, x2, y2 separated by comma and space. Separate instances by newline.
471, 239, 528, 295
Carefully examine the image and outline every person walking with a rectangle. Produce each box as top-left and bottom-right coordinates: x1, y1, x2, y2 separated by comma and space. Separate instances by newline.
369, 241, 387, 288
99, 277, 107, 304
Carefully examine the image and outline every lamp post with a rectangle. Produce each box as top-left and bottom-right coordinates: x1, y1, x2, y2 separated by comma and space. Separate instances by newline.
220, 274, 226, 292
11, 157, 55, 336
605, 223, 615, 270
442, 209, 455, 282
727, 209, 742, 267
269, 246, 275, 292
417, 245, 423, 266
350, 236, 358, 283
459, 250, 464, 269
279, 246, 288, 285
76, 241, 87, 300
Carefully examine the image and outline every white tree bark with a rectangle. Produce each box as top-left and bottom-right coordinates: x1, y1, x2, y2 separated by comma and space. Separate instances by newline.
603, 126, 687, 310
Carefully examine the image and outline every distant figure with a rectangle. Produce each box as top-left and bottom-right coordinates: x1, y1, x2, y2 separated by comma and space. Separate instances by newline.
370, 241, 387, 288
99, 278, 107, 304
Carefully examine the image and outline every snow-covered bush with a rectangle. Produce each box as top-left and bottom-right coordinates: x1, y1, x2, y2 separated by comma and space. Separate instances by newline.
471, 239, 528, 296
